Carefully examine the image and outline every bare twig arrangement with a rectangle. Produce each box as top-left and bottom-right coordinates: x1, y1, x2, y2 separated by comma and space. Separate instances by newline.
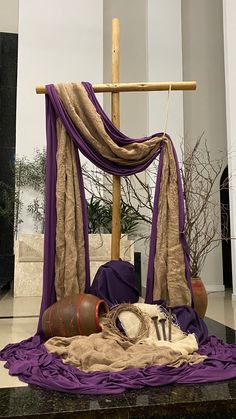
180, 134, 229, 277
82, 166, 154, 226
82, 134, 229, 278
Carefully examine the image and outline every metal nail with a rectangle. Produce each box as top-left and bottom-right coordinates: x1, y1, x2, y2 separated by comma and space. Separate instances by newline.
152, 316, 161, 340
168, 307, 172, 342
159, 318, 167, 340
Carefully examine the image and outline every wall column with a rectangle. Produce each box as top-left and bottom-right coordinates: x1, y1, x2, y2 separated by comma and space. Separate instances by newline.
223, 0, 236, 298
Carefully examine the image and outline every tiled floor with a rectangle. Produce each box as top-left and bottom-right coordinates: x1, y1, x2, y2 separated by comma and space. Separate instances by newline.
0, 289, 235, 389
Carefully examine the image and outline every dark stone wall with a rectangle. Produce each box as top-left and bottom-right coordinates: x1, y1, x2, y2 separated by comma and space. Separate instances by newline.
220, 166, 232, 289
0, 32, 18, 289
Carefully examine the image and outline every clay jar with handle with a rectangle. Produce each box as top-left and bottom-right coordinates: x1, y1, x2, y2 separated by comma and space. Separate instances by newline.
42, 293, 109, 338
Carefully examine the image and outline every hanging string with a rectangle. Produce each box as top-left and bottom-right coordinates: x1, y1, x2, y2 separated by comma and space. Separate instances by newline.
162, 84, 172, 140
160, 83, 172, 308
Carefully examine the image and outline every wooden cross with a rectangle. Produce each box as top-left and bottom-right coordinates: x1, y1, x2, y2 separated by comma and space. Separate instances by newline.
36, 18, 196, 261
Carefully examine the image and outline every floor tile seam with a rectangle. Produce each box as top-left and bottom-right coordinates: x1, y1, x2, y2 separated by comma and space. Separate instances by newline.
0, 316, 39, 319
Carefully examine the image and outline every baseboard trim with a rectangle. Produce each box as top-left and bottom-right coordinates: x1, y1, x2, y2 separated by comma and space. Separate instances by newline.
205, 285, 225, 293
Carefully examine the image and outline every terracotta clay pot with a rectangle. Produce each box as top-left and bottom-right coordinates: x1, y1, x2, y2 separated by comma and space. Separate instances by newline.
191, 277, 208, 319
42, 293, 109, 338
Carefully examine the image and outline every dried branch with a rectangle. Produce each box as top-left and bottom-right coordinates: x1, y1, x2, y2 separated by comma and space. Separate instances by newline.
181, 135, 229, 277
82, 134, 230, 278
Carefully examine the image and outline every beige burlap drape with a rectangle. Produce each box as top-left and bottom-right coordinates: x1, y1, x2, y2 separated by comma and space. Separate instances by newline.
53, 83, 191, 307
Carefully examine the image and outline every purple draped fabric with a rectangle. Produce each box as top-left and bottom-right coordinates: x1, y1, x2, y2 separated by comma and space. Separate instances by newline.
1, 82, 236, 395
145, 145, 164, 304
37, 95, 57, 336
173, 305, 209, 346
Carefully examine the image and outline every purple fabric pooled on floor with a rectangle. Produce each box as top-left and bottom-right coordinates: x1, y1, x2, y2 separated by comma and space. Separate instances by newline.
1, 322, 236, 395
0, 274, 235, 395
90, 260, 139, 307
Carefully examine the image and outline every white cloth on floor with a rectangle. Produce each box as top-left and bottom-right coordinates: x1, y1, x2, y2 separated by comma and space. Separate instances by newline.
118, 303, 199, 356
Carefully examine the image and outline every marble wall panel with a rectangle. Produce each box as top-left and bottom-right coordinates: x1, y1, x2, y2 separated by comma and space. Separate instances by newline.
14, 234, 134, 296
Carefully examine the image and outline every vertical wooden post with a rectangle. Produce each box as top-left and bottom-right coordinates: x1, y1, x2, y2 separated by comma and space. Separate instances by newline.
111, 18, 121, 260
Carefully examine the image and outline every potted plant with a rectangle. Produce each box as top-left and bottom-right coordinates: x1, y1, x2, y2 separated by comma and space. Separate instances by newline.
87, 195, 139, 235
0, 150, 46, 237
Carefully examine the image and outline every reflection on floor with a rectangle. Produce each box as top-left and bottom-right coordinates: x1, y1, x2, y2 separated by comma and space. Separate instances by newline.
0, 288, 235, 389
0, 292, 41, 318
0, 317, 38, 388
0, 289, 40, 388
206, 289, 236, 329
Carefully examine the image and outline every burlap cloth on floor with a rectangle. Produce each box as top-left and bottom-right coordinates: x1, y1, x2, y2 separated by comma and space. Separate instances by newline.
45, 303, 206, 373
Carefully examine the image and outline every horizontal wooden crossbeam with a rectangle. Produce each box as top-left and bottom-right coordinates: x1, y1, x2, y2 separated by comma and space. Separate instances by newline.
36, 80, 196, 94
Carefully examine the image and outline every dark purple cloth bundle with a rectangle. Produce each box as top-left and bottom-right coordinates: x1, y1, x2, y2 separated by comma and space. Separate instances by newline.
90, 260, 139, 307
1, 82, 236, 394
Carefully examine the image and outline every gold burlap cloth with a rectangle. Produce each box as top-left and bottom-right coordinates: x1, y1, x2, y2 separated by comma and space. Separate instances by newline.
53, 83, 191, 307
55, 120, 86, 300
45, 329, 205, 373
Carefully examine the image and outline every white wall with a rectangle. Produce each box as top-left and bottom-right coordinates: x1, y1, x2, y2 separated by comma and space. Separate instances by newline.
182, 0, 227, 292
147, 0, 184, 158
103, 0, 148, 137
16, 0, 103, 158
0, 0, 19, 33
16, 0, 103, 233
223, 0, 236, 298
